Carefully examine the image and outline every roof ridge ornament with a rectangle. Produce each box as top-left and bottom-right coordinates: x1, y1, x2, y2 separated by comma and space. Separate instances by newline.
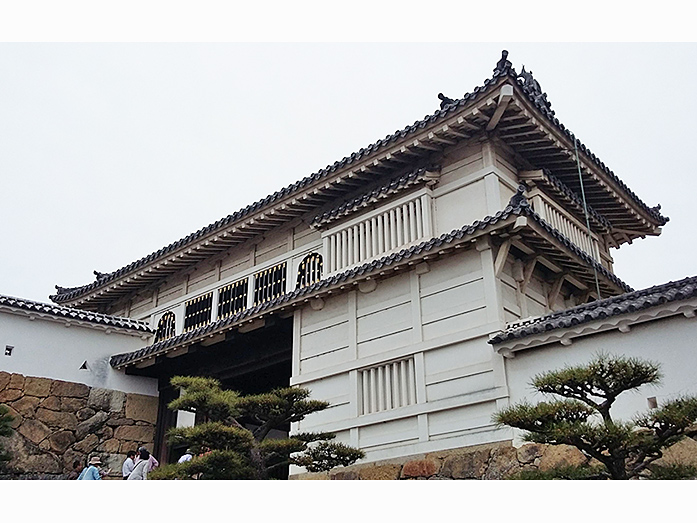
493, 50, 513, 76
518, 65, 555, 116
437, 92, 456, 110
93, 270, 108, 281
508, 183, 529, 207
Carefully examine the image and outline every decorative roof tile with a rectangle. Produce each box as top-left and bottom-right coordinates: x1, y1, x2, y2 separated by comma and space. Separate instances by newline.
488, 275, 697, 345
0, 294, 153, 333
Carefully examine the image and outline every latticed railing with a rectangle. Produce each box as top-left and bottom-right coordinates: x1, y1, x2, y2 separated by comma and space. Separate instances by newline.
154, 311, 176, 342
359, 357, 417, 415
324, 194, 431, 274
530, 193, 601, 262
217, 278, 248, 319
183, 292, 213, 332
253, 261, 287, 306
296, 253, 323, 289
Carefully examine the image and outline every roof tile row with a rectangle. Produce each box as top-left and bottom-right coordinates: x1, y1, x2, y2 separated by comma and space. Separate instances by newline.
488, 275, 697, 345
0, 294, 152, 333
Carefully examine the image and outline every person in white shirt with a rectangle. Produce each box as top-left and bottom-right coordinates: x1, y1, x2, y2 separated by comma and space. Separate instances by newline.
177, 449, 193, 464
122, 450, 136, 480
128, 448, 150, 480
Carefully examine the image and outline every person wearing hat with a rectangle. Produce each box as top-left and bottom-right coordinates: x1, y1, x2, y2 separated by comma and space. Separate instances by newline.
177, 449, 193, 464
77, 456, 105, 480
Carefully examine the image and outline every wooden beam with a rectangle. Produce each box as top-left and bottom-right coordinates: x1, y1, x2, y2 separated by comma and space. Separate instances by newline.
486, 85, 514, 131
548, 273, 567, 306
494, 239, 511, 277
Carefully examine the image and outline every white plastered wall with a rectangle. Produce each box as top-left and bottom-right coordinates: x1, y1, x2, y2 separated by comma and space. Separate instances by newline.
505, 313, 697, 444
0, 311, 157, 396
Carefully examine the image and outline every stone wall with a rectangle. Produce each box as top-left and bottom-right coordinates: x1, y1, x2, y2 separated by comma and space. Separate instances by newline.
293, 437, 697, 480
0, 370, 158, 480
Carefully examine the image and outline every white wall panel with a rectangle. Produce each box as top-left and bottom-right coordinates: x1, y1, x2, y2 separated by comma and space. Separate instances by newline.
359, 416, 419, 449
428, 401, 497, 438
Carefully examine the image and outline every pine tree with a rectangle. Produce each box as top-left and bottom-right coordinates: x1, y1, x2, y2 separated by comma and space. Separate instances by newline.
150, 376, 364, 479
0, 404, 14, 471
494, 353, 697, 479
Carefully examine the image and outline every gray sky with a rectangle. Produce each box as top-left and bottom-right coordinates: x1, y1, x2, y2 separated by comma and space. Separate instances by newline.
1, 43, 695, 303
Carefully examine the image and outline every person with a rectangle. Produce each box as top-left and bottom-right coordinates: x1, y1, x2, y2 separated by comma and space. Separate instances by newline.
177, 449, 193, 464
127, 448, 150, 480
138, 446, 159, 472
67, 460, 83, 480
77, 456, 104, 480
122, 450, 136, 480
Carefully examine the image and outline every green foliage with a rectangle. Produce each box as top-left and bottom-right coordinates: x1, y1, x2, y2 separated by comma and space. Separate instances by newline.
510, 464, 607, 480
154, 376, 363, 479
293, 441, 366, 473
494, 354, 697, 480
0, 404, 14, 469
167, 376, 241, 423
647, 462, 697, 480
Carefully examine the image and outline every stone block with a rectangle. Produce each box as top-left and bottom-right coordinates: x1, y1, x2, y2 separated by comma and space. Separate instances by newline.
8, 373, 25, 389
49, 431, 76, 453
0, 388, 22, 403
39, 396, 62, 411
73, 434, 99, 453
101, 453, 125, 476
18, 419, 52, 444
11, 396, 41, 418
22, 453, 62, 474
358, 464, 402, 480
0, 371, 11, 391
401, 458, 440, 478
441, 448, 491, 479
61, 397, 87, 413
76, 408, 96, 421
50, 380, 89, 398
483, 446, 521, 480
3, 405, 22, 429
292, 471, 329, 480
125, 394, 158, 424
110, 391, 126, 413
539, 444, 588, 471
24, 377, 52, 397
87, 388, 112, 411
114, 424, 155, 442
330, 469, 359, 480
516, 443, 545, 464
106, 417, 134, 427
62, 448, 86, 470
655, 437, 697, 467
35, 408, 78, 431
75, 411, 109, 440
97, 426, 114, 440
97, 438, 121, 453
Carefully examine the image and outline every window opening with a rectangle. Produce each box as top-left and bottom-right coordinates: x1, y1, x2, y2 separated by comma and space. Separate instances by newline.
218, 278, 248, 319
253, 262, 287, 306
296, 253, 323, 289
154, 311, 177, 342
183, 292, 213, 332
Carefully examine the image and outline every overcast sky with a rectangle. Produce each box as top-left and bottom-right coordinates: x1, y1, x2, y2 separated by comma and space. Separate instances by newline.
1, 43, 695, 303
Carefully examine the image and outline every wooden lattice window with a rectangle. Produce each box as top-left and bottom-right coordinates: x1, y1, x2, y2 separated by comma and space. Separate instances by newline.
359, 357, 416, 415
253, 261, 287, 306
218, 278, 248, 319
183, 292, 213, 332
154, 311, 176, 342
296, 253, 323, 289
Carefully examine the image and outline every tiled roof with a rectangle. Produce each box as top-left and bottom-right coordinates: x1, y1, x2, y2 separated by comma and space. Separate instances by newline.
110, 194, 631, 369
0, 294, 153, 333
531, 170, 613, 232
54, 50, 665, 305
488, 275, 697, 345
310, 167, 434, 228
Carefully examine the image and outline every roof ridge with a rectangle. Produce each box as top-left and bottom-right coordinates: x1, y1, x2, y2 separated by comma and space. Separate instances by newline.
489, 274, 697, 345
54, 50, 664, 305
0, 293, 153, 332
